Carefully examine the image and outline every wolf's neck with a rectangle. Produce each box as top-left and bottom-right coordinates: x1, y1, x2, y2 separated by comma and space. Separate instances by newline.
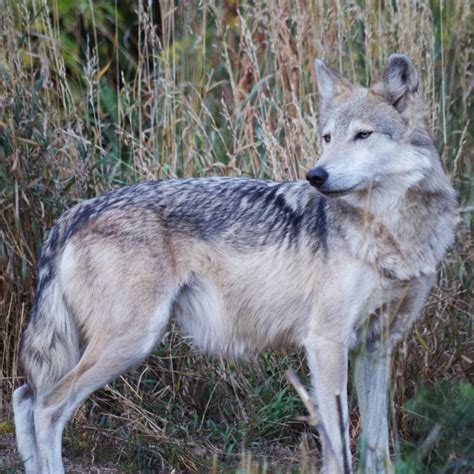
335, 177, 457, 280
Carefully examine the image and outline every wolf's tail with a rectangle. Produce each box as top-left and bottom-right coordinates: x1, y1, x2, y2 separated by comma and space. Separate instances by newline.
21, 231, 80, 397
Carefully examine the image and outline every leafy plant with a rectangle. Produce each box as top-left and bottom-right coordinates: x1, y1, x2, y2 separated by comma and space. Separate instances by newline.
396, 381, 474, 473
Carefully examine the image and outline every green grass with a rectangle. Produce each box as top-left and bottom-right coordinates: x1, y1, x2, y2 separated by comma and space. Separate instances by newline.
396, 381, 474, 473
0, 0, 472, 471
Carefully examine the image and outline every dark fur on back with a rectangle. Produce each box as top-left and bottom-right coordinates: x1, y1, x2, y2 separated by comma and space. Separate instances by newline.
57, 178, 327, 248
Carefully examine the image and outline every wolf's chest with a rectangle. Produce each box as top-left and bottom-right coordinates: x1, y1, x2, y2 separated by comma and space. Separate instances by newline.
350, 278, 415, 349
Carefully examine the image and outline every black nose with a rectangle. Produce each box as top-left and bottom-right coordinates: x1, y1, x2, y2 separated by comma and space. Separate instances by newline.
306, 166, 329, 187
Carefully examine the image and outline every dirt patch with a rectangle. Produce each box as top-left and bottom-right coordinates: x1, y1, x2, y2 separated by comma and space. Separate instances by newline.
0, 432, 19, 472
0, 432, 126, 473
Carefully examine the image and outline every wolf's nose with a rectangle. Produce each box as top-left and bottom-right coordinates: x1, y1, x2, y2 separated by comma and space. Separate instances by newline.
306, 166, 329, 187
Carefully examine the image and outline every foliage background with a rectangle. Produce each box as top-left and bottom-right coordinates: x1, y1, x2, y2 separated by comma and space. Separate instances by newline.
0, 0, 472, 471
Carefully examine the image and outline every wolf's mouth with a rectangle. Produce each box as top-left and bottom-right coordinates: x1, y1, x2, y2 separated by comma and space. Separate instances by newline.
319, 185, 358, 197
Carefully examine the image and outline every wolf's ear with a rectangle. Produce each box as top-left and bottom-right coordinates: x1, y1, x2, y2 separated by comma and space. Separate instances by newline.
383, 54, 419, 112
314, 59, 353, 102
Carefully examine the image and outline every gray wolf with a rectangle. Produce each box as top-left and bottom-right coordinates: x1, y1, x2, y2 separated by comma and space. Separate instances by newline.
13, 54, 457, 473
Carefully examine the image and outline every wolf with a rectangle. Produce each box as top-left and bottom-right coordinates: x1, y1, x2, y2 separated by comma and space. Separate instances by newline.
13, 54, 457, 473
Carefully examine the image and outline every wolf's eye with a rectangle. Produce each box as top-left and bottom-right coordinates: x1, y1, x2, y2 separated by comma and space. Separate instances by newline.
355, 131, 373, 140
323, 134, 331, 143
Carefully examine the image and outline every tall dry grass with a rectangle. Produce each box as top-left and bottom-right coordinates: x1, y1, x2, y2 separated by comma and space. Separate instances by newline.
1, 0, 472, 471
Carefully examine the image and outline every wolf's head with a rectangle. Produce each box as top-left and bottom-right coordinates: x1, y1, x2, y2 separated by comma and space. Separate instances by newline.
307, 54, 441, 211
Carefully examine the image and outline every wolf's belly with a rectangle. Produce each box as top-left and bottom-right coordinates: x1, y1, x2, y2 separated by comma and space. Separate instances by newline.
173, 275, 312, 357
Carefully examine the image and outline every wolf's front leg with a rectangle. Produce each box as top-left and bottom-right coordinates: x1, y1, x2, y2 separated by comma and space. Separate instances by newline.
306, 336, 351, 474
353, 274, 435, 473
354, 346, 392, 474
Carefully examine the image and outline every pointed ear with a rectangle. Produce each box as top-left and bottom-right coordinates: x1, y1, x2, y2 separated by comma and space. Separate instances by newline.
314, 59, 353, 102
383, 54, 419, 112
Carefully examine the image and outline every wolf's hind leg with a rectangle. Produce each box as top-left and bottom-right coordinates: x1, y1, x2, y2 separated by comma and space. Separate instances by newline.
13, 384, 38, 474
33, 298, 174, 474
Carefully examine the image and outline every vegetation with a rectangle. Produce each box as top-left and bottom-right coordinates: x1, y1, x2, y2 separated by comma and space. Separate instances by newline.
0, 0, 472, 471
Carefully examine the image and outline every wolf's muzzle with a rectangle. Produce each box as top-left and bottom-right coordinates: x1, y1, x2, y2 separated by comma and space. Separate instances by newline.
306, 166, 328, 188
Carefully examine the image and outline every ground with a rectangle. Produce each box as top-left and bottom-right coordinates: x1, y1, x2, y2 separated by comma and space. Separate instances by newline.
0, 430, 322, 473
0, 432, 125, 473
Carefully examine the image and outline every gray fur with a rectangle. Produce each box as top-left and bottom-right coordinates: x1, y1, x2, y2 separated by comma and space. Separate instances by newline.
383, 54, 420, 112
14, 54, 458, 474
314, 58, 354, 103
